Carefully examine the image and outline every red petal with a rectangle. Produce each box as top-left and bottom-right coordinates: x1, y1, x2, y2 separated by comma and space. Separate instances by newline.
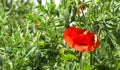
64, 26, 100, 52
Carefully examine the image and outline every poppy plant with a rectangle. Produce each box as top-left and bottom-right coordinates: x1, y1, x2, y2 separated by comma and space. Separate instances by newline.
75, 1, 87, 16
78, 5, 87, 10
79, 1, 87, 10
64, 26, 100, 52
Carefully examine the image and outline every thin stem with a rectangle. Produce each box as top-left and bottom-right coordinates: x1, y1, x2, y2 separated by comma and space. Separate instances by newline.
90, 51, 95, 67
90, 52, 93, 65
80, 52, 83, 70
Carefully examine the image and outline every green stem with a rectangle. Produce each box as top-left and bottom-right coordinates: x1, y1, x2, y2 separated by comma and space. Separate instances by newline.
80, 52, 83, 70
90, 52, 93, 65
90, 52, 95, 67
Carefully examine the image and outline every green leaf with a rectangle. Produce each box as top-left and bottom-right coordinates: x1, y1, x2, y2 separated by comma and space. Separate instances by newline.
25, 47, 37, 57
65, 63, 70, 70
35, 5, 48, 14
54, 9, 59, 17
84, 64, 92, 70
60, 54, 77, 61
59, 47, 66, 55
71, 61, 76, 70
38, 40, 45, 47
96, 0, 99, 3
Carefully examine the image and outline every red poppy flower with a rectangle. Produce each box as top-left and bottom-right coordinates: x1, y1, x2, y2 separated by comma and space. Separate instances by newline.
64, 26, 100, 52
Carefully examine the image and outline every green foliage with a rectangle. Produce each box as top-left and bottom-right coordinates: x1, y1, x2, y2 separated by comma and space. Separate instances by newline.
0, 0, 120, 70
60, 54, 77, 61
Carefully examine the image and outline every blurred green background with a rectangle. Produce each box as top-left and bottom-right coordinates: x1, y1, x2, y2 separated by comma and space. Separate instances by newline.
0, 0, 120, 70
